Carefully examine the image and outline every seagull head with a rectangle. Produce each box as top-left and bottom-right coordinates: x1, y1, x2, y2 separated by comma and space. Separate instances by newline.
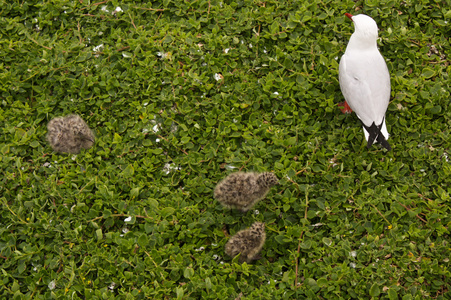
346, 13, 379, 48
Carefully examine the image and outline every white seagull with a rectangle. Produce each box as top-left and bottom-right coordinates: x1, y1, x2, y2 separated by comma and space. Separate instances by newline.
339, 13, 391, 151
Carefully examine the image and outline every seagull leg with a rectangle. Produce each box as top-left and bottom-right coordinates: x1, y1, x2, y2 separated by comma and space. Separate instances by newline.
338, 101, 353, 114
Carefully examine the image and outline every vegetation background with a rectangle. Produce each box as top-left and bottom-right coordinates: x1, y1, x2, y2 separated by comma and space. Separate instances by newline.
1, 0, 450, 298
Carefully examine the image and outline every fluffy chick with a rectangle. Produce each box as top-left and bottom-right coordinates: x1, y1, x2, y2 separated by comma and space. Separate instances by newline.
214, 172, 279, 212
47, 114, 95, 154
225, 222, 266, 263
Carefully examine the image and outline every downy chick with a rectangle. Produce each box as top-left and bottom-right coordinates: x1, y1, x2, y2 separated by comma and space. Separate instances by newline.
47, 114, 95, 154
214, 172, 279, 212
225, 222, 266, 263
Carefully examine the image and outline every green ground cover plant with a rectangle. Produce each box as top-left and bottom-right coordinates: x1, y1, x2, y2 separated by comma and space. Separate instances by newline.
1, 0, 450, 298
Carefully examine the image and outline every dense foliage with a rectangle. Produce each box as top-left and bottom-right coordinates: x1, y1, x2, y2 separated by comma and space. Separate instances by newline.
1, 0, 450, 298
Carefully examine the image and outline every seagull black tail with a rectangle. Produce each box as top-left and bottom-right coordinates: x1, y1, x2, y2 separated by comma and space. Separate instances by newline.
362, 119, 391, 151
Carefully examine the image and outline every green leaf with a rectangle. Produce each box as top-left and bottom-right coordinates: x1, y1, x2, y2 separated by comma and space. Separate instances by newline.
130, 187, 140, 198
274, 235, 286, 244
122, 164, 135, 177
387, 288, 398, 300
283, 58, 293, 69
11, 281, 20, 292
369, 283, 380, 297
205, 277, 212, 289
113, 133, 122, 144
29, 140, 40, 148
160, 207, 175, 218
421, 68, 436, 79
184, 267, 194, 279
300, 240, 312, 249
138, 234, 148, 247
270, 21, 279, 34
306, 278, 317, 287
96, 229, 103, 241
176, 287, 184, 299
317, 277, 328, 287
180, 136, 190, 144
103, 209, 112, 218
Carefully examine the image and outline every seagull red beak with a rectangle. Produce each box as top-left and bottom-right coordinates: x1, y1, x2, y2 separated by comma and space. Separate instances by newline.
345, 13, 353, 20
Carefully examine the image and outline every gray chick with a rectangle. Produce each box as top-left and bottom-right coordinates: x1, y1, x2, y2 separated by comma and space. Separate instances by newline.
214, 172, 279, 212
225, 222, 266, 263
47, 114, 95, 154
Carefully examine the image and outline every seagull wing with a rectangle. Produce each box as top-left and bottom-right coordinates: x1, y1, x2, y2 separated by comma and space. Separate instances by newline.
339, 50, 390, 127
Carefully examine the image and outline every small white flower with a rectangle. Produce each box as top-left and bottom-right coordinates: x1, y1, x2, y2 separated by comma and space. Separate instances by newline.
225, 164, 237, 170
224, 48, 230, 53
162, 163, 181, 174
71, 155, 77, 160
114, 7, 123, 13
101, 5, 109, 12
155, 138, 161, 143
212, 254, 219, 260
273, 91, 279, 95
213, 73, 223, 81
48, 280, 56, 290
93, 44, 104, 52
143, 102, 148, 106
157, 52, 162, 57
98, 31, 103, 36
152, 124, 160, 133
108, 282, 116, 290
124, 216, 132, 222
122, 53, 131, 58
122, 227, 129, 234
350, 251, 357, 258
249, 44, 253, 48
254, 210, 259, 215
349, 262, 356, 268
